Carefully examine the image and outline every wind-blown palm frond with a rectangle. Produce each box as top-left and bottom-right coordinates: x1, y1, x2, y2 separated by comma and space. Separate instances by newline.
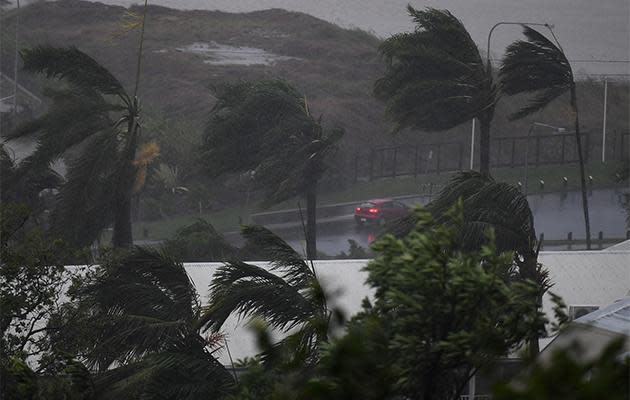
95, 347, 233, 400
71, 246, 234, 398
240, 225, 314, 288
20, 45, 128, 99
77, 246, 199, 369
2, 46, 142, 247
500, 26, 573, 120
200, 225, 328, 365
0, 143, 62, 210
388, 172, 536, 256
203, 79, 343, 257
48, 130, 119, 246
374, 7, 494, 134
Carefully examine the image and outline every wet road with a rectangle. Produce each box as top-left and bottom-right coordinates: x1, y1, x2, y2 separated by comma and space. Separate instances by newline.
257, 188, 629, 257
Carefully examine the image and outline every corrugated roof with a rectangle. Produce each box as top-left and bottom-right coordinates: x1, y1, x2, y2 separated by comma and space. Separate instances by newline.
575, 297, 630, 335
606, 239, 630, 251
538, 251, 630, 313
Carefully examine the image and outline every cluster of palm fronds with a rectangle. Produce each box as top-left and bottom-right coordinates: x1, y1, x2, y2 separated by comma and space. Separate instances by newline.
2, 46, 142, 247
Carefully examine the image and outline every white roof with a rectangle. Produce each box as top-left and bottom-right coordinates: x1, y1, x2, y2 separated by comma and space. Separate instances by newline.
184, 250, 630, 363
538, 251, 630, 313
606, 239, 630, 251
575, 297, 630, 336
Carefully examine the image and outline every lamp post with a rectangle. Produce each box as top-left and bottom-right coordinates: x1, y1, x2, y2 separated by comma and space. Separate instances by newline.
469, 21, 554, 173
524, 122, 565, 194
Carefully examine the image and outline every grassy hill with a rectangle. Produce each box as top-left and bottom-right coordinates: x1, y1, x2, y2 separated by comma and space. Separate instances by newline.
2, 0, 628, 153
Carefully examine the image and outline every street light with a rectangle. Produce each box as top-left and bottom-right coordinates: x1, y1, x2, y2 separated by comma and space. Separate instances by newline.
524, 122, 566, 194
468, 21, 556, 171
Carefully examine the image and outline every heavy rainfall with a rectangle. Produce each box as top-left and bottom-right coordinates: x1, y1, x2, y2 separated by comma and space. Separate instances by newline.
0, 0, 629, 399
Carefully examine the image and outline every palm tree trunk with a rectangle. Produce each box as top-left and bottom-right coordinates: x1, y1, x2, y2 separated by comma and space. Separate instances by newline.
571, 85, 592, 249
305, 180, 317, 260
478, 114, 491, 176
112, 197, 133, 247
112, 119, 140, 248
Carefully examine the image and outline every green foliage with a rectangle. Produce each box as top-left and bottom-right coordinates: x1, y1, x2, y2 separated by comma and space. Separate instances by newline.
161, 218, 237, 261
362, 203, 545, 399
0, 357, 38, 400
0, 203, 81, 364
494, 338, 629, 399
374, 6, 494, 134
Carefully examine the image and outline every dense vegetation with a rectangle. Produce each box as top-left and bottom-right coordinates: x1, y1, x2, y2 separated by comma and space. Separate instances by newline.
1, 2, 628, 399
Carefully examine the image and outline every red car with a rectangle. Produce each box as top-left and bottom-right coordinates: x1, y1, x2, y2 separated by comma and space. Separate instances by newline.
354, 198, 409, 226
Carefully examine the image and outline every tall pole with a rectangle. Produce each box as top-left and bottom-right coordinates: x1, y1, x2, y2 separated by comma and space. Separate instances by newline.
470, 118, 476, 170
524, 124, 535, 194
601, 77, 608, 163
12, 0, 20, 121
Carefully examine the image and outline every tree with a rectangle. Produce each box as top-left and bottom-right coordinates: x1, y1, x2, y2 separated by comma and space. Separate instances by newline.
500, 26, 592, 249
200, 225, 331, 367
0, 144, 62, 216
57, 246, 234, 399
2, 46, 144, 248
161, 218, 238, 262
0, 203, 80, 367
226, 205, 547, 400
388, 171, 549, 356
494, 338, 629, 400
362, 204, 545, 400
202, 80, 343, 259
374, 6, 496, 175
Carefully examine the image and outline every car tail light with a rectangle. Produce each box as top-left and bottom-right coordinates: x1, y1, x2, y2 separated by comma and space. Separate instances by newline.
356, 207, 361, 212
368, 208, 379, 214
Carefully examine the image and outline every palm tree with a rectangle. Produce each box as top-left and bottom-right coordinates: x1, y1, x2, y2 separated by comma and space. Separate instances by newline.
388, 171, 549, 356
60, 246, 234, 399
199, 224, 331, 366
374, 6, 496, 176
202, 79, 343, 259
500, 26, 592, 249
0, 143, 62, 213
2, 46, 142, 248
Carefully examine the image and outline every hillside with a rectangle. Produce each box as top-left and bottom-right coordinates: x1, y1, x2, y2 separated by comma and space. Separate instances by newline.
1, 0, 628, 158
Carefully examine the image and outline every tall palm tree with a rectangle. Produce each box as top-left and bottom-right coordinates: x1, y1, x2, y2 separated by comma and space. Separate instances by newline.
374, 6, 496, 175
59, 246, 234, 399
203, 79, 343, 259
500, 26, 592, 249
199, 225, 330, 366
2, 45, 141, 248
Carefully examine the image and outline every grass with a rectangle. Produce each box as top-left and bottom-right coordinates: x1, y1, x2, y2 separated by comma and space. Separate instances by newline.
133, 161, 626, 241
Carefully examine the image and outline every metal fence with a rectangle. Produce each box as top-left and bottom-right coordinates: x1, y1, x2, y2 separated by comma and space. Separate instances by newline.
345, 130, 629, 183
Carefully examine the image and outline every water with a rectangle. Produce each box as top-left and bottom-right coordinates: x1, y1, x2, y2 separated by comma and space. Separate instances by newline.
40, 0, 630, 76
